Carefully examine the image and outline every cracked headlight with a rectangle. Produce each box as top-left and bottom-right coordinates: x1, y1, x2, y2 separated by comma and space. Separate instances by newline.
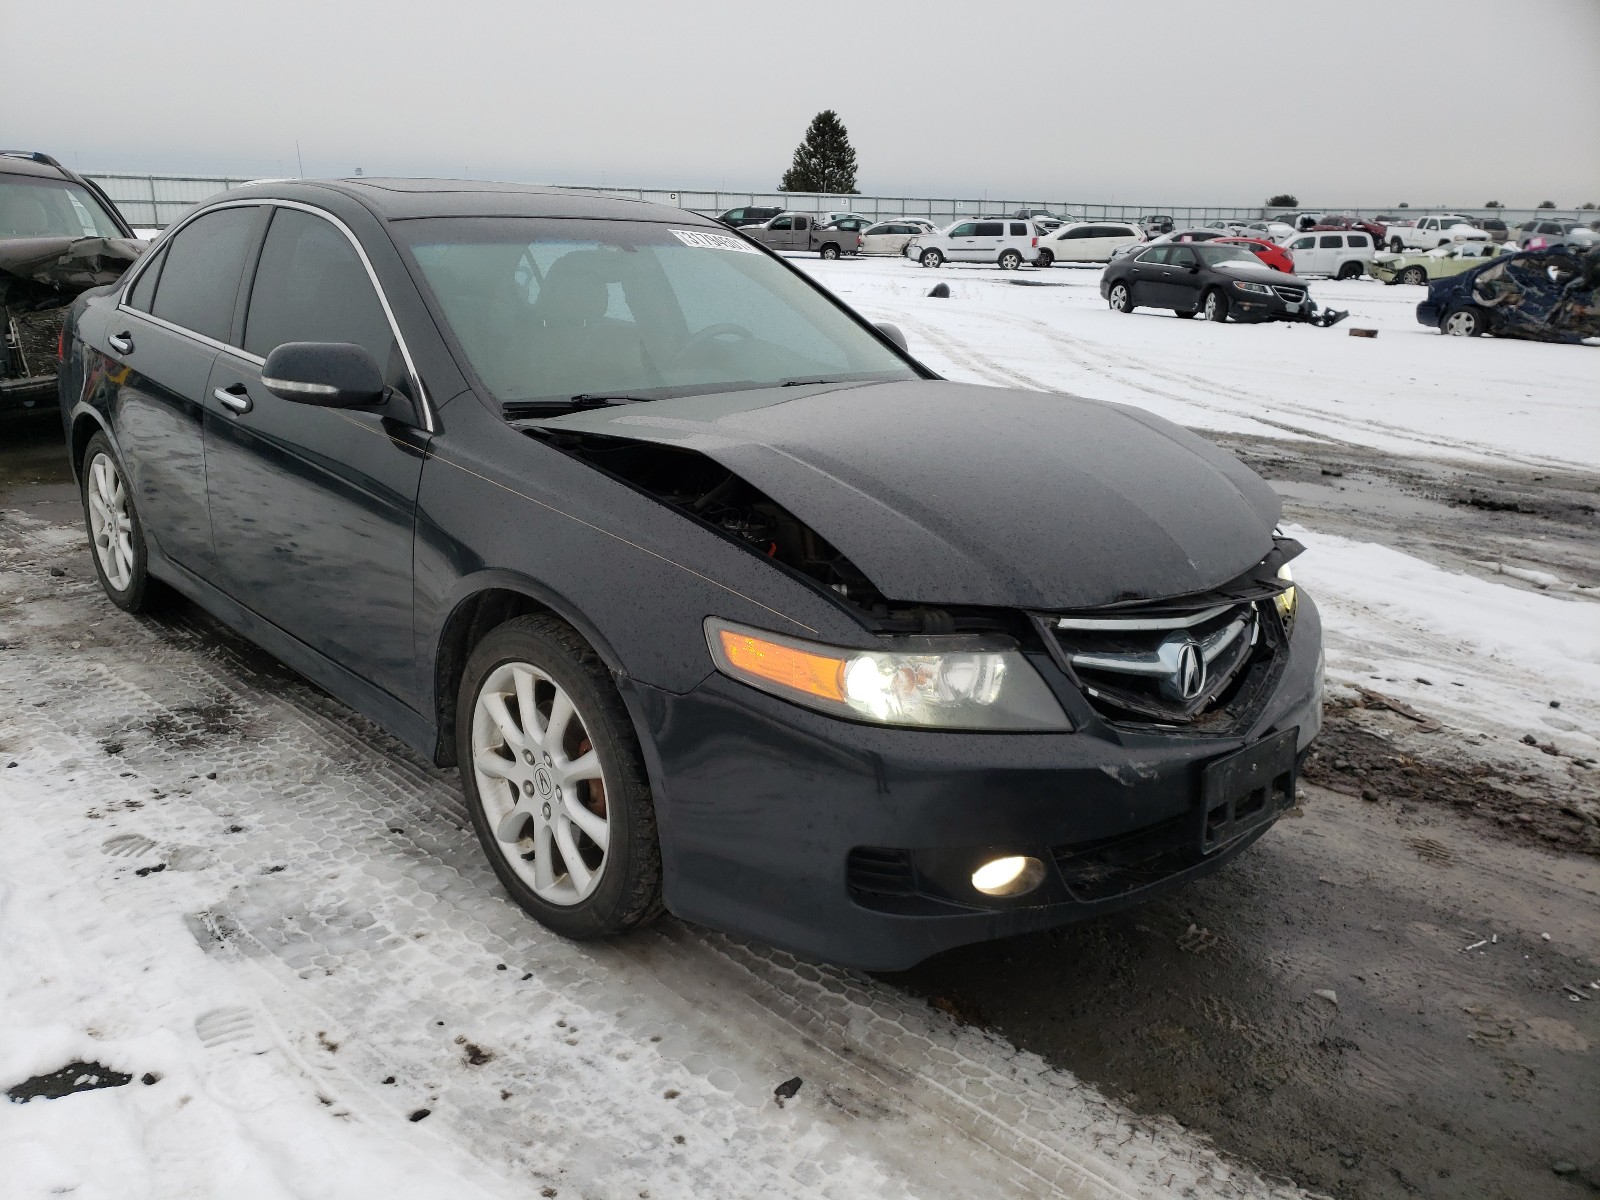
706, 618, 1072, 731
1275, 564, 1299, 634
1233, 280, 1274, 295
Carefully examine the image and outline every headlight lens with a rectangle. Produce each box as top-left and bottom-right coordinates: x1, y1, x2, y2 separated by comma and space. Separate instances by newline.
705, 618, 1072, 731
1275, 563, 1299, 633
1233, 280, 1274, 295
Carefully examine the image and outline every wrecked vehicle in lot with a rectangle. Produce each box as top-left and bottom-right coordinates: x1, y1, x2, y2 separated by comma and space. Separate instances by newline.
1, 152, 142, 417
1102, 241, 1347, 325
59, 180, 1323, 970
1370, 240, 1511, 285
1417, 244, 1600, 341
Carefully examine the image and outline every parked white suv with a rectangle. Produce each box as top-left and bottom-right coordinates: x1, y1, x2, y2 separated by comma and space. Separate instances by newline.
1281, 230, 1377, 279
906, 218, 1041, 269
1035, 221, 1143, 266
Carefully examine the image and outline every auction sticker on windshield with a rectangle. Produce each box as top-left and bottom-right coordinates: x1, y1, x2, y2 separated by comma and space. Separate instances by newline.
669, 228, 761, 253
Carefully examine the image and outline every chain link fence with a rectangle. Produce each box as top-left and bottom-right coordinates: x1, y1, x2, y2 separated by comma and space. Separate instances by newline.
83, 173, 1590, 233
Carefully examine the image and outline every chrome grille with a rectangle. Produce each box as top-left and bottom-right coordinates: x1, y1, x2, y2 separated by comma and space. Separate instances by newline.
1272, 285, 1307, 303
1048, 601, 1266, 726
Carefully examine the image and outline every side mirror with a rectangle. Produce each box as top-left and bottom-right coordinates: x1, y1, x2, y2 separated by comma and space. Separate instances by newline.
874, 322, 909, 353
261, 342, 385, 407
1186, 263, 1201, 273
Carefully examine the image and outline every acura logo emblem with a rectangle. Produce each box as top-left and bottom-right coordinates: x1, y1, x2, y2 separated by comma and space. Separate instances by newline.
1174, 640, 1205, 701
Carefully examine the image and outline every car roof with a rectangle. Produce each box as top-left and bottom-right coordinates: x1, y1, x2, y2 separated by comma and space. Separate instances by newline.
220, 177, 727, 227
0, 152, 75, 180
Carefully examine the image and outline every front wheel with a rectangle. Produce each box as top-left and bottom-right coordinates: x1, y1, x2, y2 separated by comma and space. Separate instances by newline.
1203, 288, 1229, 322
1108, 281, 1133, 313
1442, 306, 1487, 337
80, 432, 160, 613
1397, 265, 1427, 285
998, 250, 1023, 270
1035, 250, 1054, 268
819, 244, 840, 261
459, 614, 663, 940
920, 249, 944, 268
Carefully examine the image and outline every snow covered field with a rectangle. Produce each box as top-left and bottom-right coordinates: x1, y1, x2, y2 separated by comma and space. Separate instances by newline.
2, 251, 1596, 1200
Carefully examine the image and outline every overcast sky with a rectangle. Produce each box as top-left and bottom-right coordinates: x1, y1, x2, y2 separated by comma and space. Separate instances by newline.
7, 0, 1599, 207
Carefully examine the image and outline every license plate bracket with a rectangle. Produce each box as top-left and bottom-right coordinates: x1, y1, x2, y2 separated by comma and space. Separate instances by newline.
1199, 728, 1298, 854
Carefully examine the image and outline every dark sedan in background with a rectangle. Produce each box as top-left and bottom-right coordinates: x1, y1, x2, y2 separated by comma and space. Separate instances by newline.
60, 179, 1322, 970
1103, 241, 1341, 324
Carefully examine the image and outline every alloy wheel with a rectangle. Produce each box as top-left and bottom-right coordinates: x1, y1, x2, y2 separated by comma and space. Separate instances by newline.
471, 661, 612, 905
1205, 292, 1221, 320
1110, 284, 1129, 311
86, 452, 135, 591
1444, 310, 1479, 336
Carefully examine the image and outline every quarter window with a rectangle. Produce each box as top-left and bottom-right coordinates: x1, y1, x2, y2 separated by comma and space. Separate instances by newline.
1348, 234, 1370, 248
148, 206, 260, 343
1009, 223, 1027, 236
244, 208, 396, 369
124, 244, 166, 313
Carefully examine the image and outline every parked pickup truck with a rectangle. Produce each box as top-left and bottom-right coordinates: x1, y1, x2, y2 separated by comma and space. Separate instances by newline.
742, 212, 860, 259
1385, 214, 1488, 252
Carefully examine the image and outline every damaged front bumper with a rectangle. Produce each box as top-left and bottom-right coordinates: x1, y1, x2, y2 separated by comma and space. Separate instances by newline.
624, 597, 1323, 971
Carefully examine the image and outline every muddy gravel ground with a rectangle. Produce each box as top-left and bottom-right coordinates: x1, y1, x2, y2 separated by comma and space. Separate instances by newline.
4, 415, 1597, 1198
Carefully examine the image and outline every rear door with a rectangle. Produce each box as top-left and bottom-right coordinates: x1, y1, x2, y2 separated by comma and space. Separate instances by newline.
202, 203, 430, 702
103, 204, 265, 570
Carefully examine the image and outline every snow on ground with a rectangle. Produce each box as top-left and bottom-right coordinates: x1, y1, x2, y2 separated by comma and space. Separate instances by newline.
799, 253, 1600, 753
0, 512, 1306, 1200
800, 256, 1600, 471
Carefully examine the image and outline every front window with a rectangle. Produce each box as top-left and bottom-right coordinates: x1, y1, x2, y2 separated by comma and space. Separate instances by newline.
401, 218, 918, 406
0, 174, 124, 239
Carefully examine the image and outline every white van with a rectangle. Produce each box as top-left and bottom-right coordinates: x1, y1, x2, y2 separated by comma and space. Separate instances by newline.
1282, 230, 1376, 279
1035, 221, 1143, 266
905, 218, 1041, 269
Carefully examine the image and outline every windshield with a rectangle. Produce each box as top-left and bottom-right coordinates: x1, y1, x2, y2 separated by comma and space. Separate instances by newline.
0, 175, 124, 239
401, 218, 917, 406
1193, 244, 1263, 267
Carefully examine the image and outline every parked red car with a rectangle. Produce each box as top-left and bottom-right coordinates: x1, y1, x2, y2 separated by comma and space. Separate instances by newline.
1308, 214, 1387, 245
1215, 236, 1294, 274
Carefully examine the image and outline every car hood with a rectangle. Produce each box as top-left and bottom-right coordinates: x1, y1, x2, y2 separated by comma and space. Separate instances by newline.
530, 380, 1281, 610
1212, 261, 1308, 287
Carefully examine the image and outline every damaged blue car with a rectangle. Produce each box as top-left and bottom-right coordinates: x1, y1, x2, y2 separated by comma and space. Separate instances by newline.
1417, 244, 1600, 342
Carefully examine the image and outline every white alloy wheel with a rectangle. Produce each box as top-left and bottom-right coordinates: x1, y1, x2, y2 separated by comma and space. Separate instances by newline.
1444, 309, 1480, 336
86, 452, 135, 591
1109, 283, 1130, 311
1205, 291, 1223, 320
471, 661, 611, 905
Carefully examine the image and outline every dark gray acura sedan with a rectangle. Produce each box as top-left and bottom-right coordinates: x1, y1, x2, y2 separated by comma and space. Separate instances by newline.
59, 179, 1322, 970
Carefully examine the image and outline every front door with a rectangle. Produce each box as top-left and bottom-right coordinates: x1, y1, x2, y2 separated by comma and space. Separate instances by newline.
1160, 244, 1206, 310
1286, 234, 1316, 274
1124, 246, 1169, 302
202, 204, 429, 703
945, 221, 980, 259
104, 204, 264, 570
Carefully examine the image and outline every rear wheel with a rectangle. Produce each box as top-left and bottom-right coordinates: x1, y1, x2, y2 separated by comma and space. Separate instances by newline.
1442, 306, 1486, 337
920, 249, 944, 268
998, 250, 1023, 270
459, 615, 663, 940
1108, 282, 1133, 313
1389, 237, 1405, 253
80, 432, 160, 613
1203, 288, 1229, 322
1335, 261, 1363, 280
1397, 265, 1427, 285
819, 243, 841, 260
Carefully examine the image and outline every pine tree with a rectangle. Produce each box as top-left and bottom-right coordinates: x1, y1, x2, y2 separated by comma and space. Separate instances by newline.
778, 111, 859, 195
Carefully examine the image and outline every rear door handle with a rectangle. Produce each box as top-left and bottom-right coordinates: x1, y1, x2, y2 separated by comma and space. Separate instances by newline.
213, 385, 253, 415
108, 332, 134, 354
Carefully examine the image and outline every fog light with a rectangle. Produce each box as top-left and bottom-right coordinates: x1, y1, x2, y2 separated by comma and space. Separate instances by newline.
971, 855, 1046, 897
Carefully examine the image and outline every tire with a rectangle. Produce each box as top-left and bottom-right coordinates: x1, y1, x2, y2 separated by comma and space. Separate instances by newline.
1389, 238, 1405, 253
1203, 288, 1229, 322
1335, 261, 1363, 280
1108, 281, 1133, 313
819, 244, 840, 261
1035, 250, 1054, 268
1442, 306, 1486, 337
80, 432, 160, 613
998, 250, 1023, 270
1397, 265, 1427, 285
920, 249, 944, 268
1175, 309, 1198, 319
458, 614, 663, 940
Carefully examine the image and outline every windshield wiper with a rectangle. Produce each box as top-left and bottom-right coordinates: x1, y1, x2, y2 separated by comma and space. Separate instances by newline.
568, 393, 648, 406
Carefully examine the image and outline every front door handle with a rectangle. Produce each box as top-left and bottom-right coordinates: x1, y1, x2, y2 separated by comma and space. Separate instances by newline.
213, 385, 253, 415
108, 331, 134, 354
